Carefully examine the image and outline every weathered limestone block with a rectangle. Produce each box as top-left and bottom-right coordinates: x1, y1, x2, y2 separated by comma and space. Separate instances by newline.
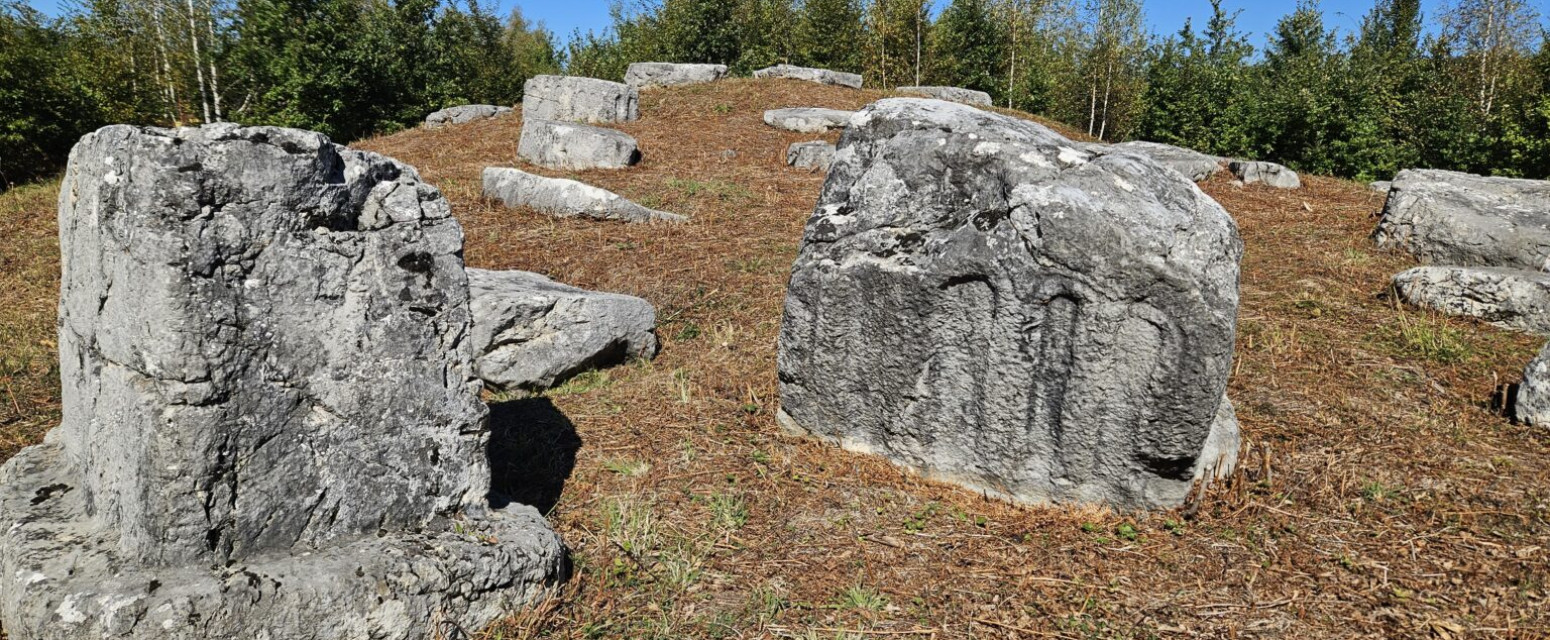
1106, 141, 1224, 182
787, 140, 836, 171
896, 85, 993, 107
1373, 169, 1550, 271
625, 62, 729, 88
1371, 180, 1392, 193
764, 108, 854, 133
1516, 343, 1550, 427
522, 75, 638, 124
426, 104, 512, 128
1392, 266, 1550, 335
753, 64, 864, 88
1230, 160, 1301, 189
469, 269, 658, 390
778, 99, 1242, 510
483, 167, 685, 223
0, 124, 565, 639
519, 119, 640, 170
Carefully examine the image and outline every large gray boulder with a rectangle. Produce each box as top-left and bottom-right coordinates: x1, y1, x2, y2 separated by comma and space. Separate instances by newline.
1392, 266, 1550, 335
1373, 169, 1550, 271
777, 99, 1242, 510
519, 119, 640, 170
1104, 141, 1224, 182
896, 85, 993, 107
764, 108, 854, 133
787, 140, 836, 171
426, 103, 512, 128
1230, 160, 1301, 189
0, 124, 565, 639
1516, 343, 1550, 427
753, 64, 864, 89
625, 62, 728, 88
523, 75, 638, 124
483, 167, 685, 223
1371, 180, 1392, 193
469, 269, 658, 391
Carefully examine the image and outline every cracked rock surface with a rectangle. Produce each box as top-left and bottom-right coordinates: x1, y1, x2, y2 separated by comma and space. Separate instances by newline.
896, 86, 992, 106
777, 98, 1242, 510
519, 119, 641, 170
1393, 266, 1550, 335
752, 64, 864, 88
483, 167, 685, 223
1229, 160, 1301, 189
1101, 141, 1224, 182
425, 104, 512, 128
0, 124, 565, 639
522, 75, 638, 124
786, 141, 836, 171
764, 108, 855, 133
1517, 343, 1550, 427
625, 62, 728, 88
468, 268, 659, 391
1374, 169, 1550, 271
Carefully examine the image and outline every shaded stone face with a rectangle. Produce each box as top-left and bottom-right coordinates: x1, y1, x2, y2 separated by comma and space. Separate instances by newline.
786, 141, 836, 171
753, 64, 864, 89
896, 85, 993, 107
625, 62, 728, 88
777, 99, 1242, 510
482, 167, 686, 223
1517, 344, 1550, 428
426, 104, 512, 127
55, 124, 486, 566
1230, 160, 1301, 189
1374, 169, 1550, 272
1104, 141, 1224, 182
518, 119, 641, 170
1393, 266, 1550, 335
763, 108, 855, 133
522, 75, 639, 124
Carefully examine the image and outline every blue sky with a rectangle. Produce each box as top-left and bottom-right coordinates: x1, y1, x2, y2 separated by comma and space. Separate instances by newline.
25, 0, 1459, 47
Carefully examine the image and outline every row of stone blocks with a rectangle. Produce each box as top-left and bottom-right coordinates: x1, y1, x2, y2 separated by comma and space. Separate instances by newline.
2, 99, 1250, 637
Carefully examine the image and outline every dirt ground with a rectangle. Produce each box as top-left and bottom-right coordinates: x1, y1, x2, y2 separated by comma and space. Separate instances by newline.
1, 78, 1546, 639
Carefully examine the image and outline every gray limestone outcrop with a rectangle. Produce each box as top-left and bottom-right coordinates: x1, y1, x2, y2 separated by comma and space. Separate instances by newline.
896, 85, 993, 107
1392, 266, 1550, 335
777, 98, 1242, 510
1105, 141, 1224, 182
483, 167, 685, 223
519, 119, 640, 170
1516, 343, 1550, 427
625, 62, 729, 88
764, 108, 855, 133
426, 104, 512, 128
468, 269, 658, 390
0, 124, 565, 640
1230, 160, 1301, 189
523, 75, 639, 124
1371, 180, 1392, 193
787, 140, 836, 171
1373, 169, 1550, 271
753, 64, 864, 88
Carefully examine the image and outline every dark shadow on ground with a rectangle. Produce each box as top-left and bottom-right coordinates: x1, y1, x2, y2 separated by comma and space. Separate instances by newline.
485, 396, 581, 515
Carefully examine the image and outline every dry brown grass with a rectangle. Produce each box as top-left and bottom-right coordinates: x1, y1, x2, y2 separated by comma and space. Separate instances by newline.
1, 78, 1547, 639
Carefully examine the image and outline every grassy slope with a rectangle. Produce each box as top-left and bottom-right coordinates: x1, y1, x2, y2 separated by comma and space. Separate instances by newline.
2, 79, 1548, 638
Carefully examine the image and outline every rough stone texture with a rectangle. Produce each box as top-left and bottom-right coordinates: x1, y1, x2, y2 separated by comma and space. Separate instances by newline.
1373, 169, 1550, 272
1230, 160, 1301, 189
0, 124, 565, 639
1099, 141, 1223, 182
522, 75, 638, 124
777, 99, 1242, 510
786, 140, 836, 171
625, 62, 728, 88
1392, 266, 1550, 335
753, 64, 864, 89
483, 167, 685, 223
468, 268, 658, 391
896, 85, 993, 107
764, 108, 855, 133
518, 119, 640, 170
1371, 180, 1392, 193
1516, 343, 1550, 427
425, 104, 512, 128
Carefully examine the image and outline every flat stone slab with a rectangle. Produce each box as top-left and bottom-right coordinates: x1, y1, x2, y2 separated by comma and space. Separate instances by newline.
625, 62, 728, 88
483, 167, 685, 223
519, 119, 640, 170
0, 123, 564, 640
787, 140, 835, 171
1104, 141, 1224, 182
1393, 266, 1550, 335
1517, 343, 1550, 427
777, 98, 1241, 510
896, 86, 993, 107
426, 104, 512, 128
1230, 160, 1300, 189
1373, 169, 1550, 271
469, 268, 658, 390
753, 64, 863, 89
764, 108, 854, 133
523, 75, 638, 124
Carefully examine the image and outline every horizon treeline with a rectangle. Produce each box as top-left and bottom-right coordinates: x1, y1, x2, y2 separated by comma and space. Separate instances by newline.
2, 0, 1547, 190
